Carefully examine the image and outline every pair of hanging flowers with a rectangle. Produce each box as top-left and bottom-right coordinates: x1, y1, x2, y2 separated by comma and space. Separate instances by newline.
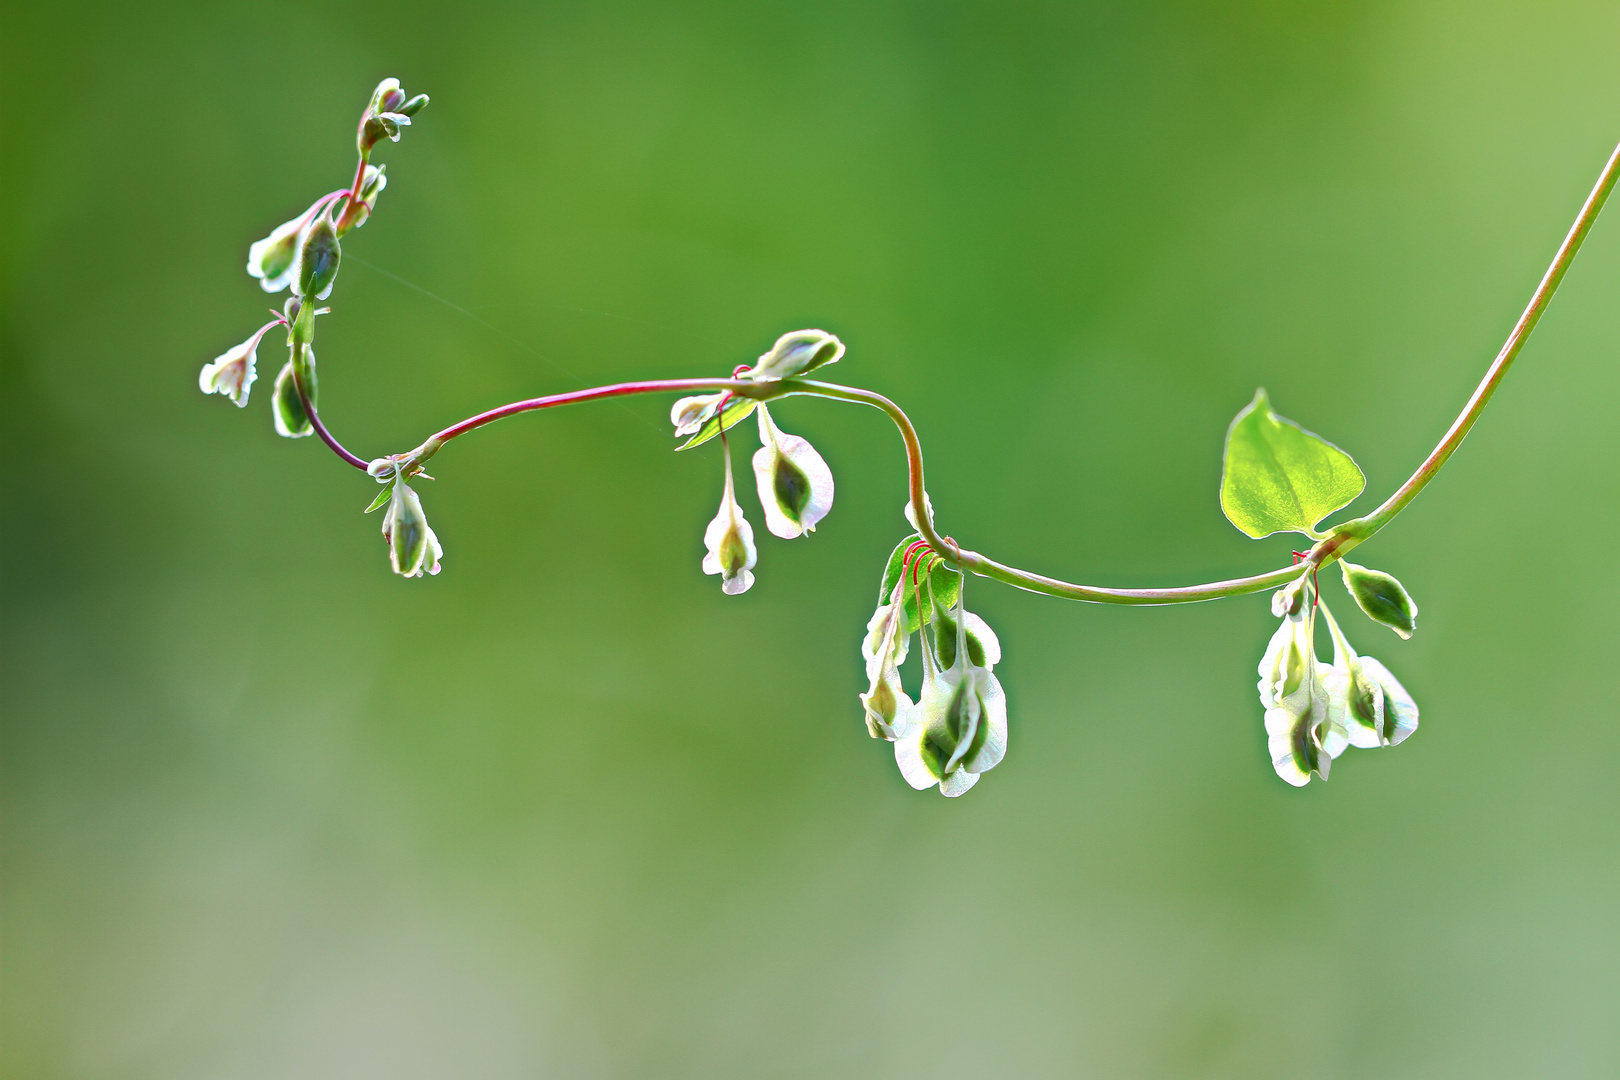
671, 330, 842, 595
1257, 562, 1419, 786
863, 537, 1008, 796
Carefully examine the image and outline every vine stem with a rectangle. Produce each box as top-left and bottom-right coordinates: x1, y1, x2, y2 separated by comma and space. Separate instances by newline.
1337, 135, 1620, 540
306, 135, 1619, 606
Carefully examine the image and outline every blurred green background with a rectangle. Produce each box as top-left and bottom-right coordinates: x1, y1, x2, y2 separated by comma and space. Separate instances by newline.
6, 1, 1620, 1076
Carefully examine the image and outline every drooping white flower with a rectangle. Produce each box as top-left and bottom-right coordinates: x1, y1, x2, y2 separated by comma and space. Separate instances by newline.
247, 194, 334, 293
860, 580, 913, 740
198, 320, 278, 407
893, 578, 1007, 796
1258, 584, 1348, 786
701, 443, 757, 595
751, 404, 834, 539
380, 479, 443, 579
1319, 601, 1419, 749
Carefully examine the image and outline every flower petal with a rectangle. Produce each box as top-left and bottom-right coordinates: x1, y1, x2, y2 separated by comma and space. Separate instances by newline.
751, 405, 835, 539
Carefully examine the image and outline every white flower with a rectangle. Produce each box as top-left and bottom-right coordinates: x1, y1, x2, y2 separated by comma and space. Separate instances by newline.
860, 582, 913, 740
198, 322, 276, 407
893, 580, 1007, 796
1319, 602, 1419, 749
701, 445, 757, 595
751, 404, 834, 539
1258, 590, 1348, 786
247, 195, 332, 293
381, 480, 443, 578
743, 329, 844, 381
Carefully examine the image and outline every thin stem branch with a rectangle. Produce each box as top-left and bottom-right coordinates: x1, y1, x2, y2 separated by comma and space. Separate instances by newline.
325, 137, 1620, 607
1341, 135, 1620, 539
407, 377, 785, 462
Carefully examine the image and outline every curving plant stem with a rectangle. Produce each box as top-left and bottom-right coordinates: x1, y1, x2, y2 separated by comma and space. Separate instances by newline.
301, 135, 1620, 605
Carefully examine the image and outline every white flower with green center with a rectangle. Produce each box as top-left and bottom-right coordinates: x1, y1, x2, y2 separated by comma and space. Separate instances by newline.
379, 479, 443, 579
1258, 587, 1348, 786
894, 579, 1008, 796
1319, 601, 1419, 749
751, 404, 834, 539
860, 580, 913, 740
247, 194, 335, 293
198, 321, 278, 407
701, 443, 757, 595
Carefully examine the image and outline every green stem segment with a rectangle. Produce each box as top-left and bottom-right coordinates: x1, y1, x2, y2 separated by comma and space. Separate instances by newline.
321, 136, 1620, 607
1340, 135, 1620, 540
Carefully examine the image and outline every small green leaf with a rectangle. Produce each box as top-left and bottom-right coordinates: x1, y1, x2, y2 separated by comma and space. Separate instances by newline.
676, 397, 757, 451
1220, 389, 1365, 538
363, 486, 393, 514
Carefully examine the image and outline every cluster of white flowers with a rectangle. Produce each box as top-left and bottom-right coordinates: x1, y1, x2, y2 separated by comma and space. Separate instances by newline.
670, 330, 843, 595
1256, 571, 1418, 786
861, 529, 1008, 797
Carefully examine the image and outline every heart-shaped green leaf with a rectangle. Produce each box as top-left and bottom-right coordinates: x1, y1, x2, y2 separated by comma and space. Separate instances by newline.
1220, 389, 1364, 538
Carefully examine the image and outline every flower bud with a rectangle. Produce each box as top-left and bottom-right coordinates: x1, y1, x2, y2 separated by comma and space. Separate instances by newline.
751, 404, 834, 538
370, 78, 404, 114
671, 393, 724, 437
271, 347, 317, 438
295, 211, 341, 301
1339, 560, 1418, 639
1270, 572, 1310, 618
381, 481, 444, 578
399, 93, 430, 117
701, 449, 757, 594
338, 165, 387, 234
743, 329, 844, 381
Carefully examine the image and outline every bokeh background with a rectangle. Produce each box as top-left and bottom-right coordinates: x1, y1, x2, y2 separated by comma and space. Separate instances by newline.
6, 2, 1620, 1076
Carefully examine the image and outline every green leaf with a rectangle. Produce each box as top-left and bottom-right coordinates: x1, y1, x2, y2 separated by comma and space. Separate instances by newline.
676, 397, 757, 451
1220, 389, 1364, 538
363, 485, 393, 514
